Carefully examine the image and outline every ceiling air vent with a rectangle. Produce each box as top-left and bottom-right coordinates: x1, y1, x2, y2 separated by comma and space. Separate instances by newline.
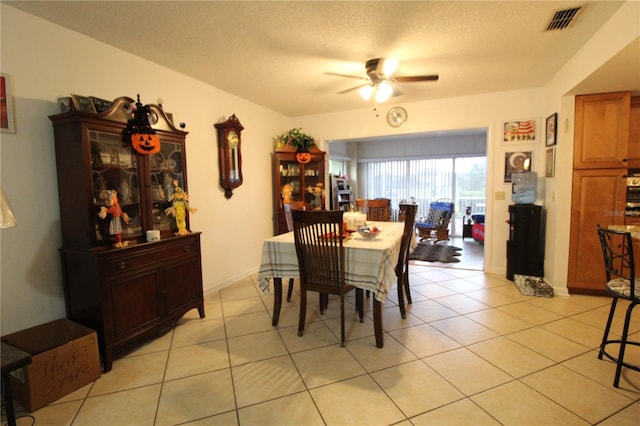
545, 6, 582, 31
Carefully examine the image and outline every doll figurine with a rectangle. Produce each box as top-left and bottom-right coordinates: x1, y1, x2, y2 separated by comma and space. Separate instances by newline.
281, 183, 293, 204
98, 190, 131, 248
164, 180, 197, 235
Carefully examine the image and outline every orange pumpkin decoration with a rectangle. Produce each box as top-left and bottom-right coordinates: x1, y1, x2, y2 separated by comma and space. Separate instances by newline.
296, 151, 311, 164
123, 95, 161, 156
131, 133, 161, 155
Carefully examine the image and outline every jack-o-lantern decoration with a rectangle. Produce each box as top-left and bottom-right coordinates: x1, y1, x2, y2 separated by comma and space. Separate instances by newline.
123, 94, 160, 155
296, 150, 311, 164
132, 133, 161, 154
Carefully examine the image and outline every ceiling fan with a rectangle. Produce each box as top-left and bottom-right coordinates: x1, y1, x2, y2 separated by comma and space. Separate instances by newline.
327, 58, 439, 103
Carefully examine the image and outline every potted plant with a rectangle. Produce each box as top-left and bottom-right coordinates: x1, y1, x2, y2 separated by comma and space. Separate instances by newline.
276, 128, 315, 163
282, 128, 314, 150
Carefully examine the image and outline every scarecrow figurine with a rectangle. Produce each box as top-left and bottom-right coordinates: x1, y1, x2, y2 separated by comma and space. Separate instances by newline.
98, 190, 131, 248
281, 183, 293, 204
164, 180, 197, 235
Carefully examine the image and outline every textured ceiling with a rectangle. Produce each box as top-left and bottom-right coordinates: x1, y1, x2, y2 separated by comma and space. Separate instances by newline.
5, 1, 637, 117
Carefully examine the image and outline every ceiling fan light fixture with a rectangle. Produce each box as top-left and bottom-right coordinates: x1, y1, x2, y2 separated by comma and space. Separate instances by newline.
376, 81, 393, 103
359, 85, 374, 101
379, 58, 398, 77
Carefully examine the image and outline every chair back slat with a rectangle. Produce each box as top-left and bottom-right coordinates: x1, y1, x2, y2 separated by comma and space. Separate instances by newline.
596, 225, 636, 298
292, 210, 345, 291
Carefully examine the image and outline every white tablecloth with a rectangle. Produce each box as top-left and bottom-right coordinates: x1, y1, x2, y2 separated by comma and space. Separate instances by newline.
258, 222, 409, 302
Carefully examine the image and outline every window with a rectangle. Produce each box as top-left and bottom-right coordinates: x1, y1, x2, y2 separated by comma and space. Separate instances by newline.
359, 156, 486, 234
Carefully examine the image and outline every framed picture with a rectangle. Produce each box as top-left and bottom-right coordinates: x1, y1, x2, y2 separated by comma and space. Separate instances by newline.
502, 119, 537, 144
504, 151, 532, 183
90, 97, 112, 113
71, 94, 96, 113
545, 113, 557, 147
58, 97, 74, 113
1, 73, 15, 133
545, 147, 555, 177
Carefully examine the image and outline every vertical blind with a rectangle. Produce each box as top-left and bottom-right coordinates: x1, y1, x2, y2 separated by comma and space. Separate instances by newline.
358, 156, 486, 232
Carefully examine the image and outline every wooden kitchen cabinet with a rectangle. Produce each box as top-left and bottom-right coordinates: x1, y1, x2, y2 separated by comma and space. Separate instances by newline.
628, 96, 640, 167
568, 169, 627, 295
273, 144, 325, 234
573, 92, 630, 169
50, 97, 204, 371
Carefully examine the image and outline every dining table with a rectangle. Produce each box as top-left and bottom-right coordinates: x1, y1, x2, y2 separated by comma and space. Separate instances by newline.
257, 221, 409, 348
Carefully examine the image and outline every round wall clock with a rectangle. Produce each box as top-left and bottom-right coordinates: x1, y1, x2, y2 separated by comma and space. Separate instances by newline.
386, 106, 407, 127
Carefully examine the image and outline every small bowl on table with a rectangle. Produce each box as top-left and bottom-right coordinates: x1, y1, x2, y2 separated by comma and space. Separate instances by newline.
357, 226, 381, 240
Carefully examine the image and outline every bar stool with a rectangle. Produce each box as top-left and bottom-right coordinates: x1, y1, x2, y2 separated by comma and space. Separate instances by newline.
595, 225, 640, 388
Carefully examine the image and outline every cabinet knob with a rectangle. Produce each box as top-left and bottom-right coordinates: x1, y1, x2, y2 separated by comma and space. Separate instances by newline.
184, 245, 192, 253
118, 261, 127, 270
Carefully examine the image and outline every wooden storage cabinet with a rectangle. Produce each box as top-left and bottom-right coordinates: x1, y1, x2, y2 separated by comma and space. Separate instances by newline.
330, 176, 353, 211
568, 92, 633, 294
573, 92, 630, 169
568, 169, 627, 294
273, 145, 325, 234
50, 97, 204, 371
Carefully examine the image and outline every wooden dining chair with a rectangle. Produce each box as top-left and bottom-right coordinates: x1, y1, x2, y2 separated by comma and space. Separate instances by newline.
355, 198, 391, 222
595, 225, 640, 388
283, 201, 305, 302
396, 204, 417, 319
291, 209, 364, 346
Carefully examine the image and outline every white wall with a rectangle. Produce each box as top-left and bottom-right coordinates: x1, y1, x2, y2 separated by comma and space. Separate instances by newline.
1, 2, 638, 335
0, 6, 287, 334
293, 89, 546, 277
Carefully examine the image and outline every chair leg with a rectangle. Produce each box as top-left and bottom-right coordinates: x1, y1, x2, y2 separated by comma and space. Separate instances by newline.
397, 275, 406, 319
298, 289, 307, 337
613, 301, 637, 388
286, 278, 294, 302
404, 260, 412, 305
355, 289, 364, 322
340, 295, 346, 347
319, 293, 328, 314
598, 298, 618, 360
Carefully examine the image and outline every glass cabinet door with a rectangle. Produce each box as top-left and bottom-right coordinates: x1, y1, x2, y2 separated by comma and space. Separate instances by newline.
303, 158, 324, 209
149, 139, 185, 231
90, 130, 142, 242
278, 159, 303, 203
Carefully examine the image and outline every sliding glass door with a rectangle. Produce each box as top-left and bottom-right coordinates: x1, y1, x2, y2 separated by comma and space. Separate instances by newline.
359, 155, 486, 236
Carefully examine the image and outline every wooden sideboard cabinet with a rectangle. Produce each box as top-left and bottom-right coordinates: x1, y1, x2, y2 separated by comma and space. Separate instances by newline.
50, 97, 204, 371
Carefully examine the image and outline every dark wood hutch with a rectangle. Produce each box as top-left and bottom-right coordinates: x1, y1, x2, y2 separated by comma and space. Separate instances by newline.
272, 144, 326, 234
49, 97, 204, 372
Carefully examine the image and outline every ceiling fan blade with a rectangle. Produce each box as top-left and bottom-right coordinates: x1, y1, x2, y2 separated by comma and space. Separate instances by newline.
394, 74, 439, 83
324, 72, 369, 81
337, 84, 368, 95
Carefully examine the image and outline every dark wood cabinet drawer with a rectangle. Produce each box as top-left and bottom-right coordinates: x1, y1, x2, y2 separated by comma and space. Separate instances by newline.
104, 236, 199, 277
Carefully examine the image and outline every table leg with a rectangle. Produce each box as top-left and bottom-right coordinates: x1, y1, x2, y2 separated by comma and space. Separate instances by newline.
373, 299, 384, 348
2, 372, 17, 426
272, 277, 283, 326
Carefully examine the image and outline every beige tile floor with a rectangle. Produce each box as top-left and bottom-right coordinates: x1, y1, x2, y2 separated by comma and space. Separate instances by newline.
5, 240, 640, 425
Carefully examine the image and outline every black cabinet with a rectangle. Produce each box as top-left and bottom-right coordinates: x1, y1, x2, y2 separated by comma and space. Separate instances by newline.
506, 204, 544, 281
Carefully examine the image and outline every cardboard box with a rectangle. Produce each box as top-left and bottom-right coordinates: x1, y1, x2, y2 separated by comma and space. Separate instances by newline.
1, 319, 101, 412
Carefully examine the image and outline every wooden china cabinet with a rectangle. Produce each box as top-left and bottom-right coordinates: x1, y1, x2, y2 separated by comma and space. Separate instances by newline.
273, 144, 326, 234
50, 96, 204, 372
